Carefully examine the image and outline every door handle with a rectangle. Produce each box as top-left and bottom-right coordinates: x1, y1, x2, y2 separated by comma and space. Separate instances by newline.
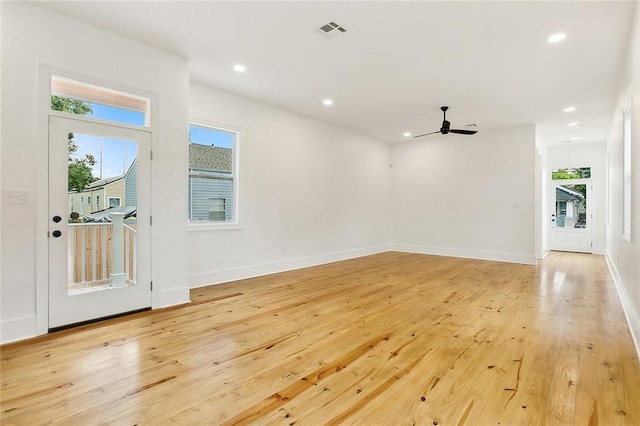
52, 215, 62, 223
52, 230, 62, 238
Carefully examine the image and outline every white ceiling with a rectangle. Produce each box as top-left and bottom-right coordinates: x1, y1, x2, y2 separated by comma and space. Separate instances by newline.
35, 1, 636, 145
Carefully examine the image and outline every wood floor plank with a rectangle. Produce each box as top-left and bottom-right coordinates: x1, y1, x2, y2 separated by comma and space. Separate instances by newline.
2, 251, 639, 424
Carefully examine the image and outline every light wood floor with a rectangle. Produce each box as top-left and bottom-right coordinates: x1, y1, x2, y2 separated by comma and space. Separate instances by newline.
2, 252, 639, 425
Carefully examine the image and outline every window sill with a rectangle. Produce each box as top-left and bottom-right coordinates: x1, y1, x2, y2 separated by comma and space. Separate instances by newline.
187, 222, 243, 232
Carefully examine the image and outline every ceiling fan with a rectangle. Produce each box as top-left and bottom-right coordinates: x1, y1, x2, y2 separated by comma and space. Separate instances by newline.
413, 106, 478, 138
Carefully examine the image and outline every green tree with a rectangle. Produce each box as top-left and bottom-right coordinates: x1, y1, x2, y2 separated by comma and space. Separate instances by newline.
51, 95, 93, 115
51, 96, 97, 191
67, 133, 97, 192
551, 168, 581, 180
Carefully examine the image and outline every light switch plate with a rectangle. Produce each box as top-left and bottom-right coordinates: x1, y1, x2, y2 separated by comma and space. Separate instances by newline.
3, 189, 31, 204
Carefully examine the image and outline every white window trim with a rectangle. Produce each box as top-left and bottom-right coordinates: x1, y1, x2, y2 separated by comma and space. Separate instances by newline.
108, 196, 122, 207
186, 119, 242, 231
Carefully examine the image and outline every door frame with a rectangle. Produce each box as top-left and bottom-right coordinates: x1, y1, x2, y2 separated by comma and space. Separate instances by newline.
548, 177, 593, 253
36, 66, 156, 335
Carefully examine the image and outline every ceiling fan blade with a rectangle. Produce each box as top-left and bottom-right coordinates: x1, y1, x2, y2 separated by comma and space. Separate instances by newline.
413, 131, 442, 138
449, 129, 478, 135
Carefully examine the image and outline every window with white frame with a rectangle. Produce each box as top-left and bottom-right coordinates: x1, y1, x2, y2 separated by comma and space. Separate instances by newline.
188, 123, 238, 224
108, 197, 121, 208
50, 75, 150, 127
208, 198, 225, 221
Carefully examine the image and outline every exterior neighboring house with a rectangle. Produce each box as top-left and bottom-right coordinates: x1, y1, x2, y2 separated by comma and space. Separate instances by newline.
555, 185, 586, 228
69, 160, 138, 218
188, 143, 233, 222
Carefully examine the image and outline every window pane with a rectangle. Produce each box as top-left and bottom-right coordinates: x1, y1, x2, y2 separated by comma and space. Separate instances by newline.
188, 176, 233, 222
188, 123, 237, 223
551, 167, 591, 180
554, 184, 587, 229
86, 102, 145, 126
51, 76, 149, 127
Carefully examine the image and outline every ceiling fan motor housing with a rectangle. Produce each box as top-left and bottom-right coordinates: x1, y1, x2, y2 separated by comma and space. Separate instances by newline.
441, 120, 451, 134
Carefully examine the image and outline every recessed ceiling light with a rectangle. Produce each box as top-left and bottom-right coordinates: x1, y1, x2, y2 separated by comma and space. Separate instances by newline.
323, 99, 333, 106
403, 132, 411, 137
548, 33, 566, 43
233, 64, 246, 73
568, 122, 582, 128
564, 106, 576, 112
571, 137, 580, 141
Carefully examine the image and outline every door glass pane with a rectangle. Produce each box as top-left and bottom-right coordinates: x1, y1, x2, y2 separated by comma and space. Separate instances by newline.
67, 132, 138, 295
554, 184, 587, 229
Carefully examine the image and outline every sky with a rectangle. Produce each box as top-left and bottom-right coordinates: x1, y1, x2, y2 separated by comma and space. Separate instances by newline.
71, 103, 142, 179
73, 134, 138, 179
189, 124, 234, 148
71, 103, 233, 179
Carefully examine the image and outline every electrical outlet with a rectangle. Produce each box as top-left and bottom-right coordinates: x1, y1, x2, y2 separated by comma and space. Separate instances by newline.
3, 189, 30, 204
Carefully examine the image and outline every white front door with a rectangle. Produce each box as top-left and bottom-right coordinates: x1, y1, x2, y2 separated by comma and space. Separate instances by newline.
48, 115, 151, 329
549, 178, 592, 253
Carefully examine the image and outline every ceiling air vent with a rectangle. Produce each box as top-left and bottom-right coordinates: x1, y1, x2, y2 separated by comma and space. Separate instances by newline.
318, 21, 347, 39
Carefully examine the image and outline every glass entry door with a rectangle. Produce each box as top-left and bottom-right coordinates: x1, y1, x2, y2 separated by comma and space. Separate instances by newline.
48, 115, 151, 329
549, 179, 592, 253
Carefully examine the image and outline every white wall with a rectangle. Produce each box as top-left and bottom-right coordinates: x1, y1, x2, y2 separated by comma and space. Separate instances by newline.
0, 2, 4, 343
536, 127, 548, 259
547, 142, 607, 254
390, 125, 537, 264
1, 3, 190, 344
606, 2, 640, 357
187, 83, 391, 287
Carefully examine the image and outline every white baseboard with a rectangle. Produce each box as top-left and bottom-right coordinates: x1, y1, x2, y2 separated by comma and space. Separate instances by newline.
605, 252, 640, 361
538, 248, 549, 260
390, 243, 538, 265
188, 244, 389, 288
1, 315, 36, 345
155, 287, 191, 308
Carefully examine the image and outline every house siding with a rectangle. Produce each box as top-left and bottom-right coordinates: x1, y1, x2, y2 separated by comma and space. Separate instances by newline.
103, 180, 125, 211
188, 176, 233, 221
125, 162, 138, 208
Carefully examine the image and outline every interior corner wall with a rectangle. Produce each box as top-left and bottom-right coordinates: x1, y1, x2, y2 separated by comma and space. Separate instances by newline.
187, 82, 391, 287
606, 1, 640, 357
1, 2, 190, 344
389, 125, 537, 265
547, 142, 608, 254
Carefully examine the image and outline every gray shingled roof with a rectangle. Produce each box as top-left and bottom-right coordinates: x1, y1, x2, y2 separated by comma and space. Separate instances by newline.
189, 143, 232, 173
556, 186, 584, 202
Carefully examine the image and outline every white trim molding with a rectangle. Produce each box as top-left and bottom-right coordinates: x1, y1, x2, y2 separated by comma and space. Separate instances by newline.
1, 315, 37, 345
606, 252, 640, 361
390, 244, 538, 265
188, 244, 389, 288
156, 287, 191, 309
